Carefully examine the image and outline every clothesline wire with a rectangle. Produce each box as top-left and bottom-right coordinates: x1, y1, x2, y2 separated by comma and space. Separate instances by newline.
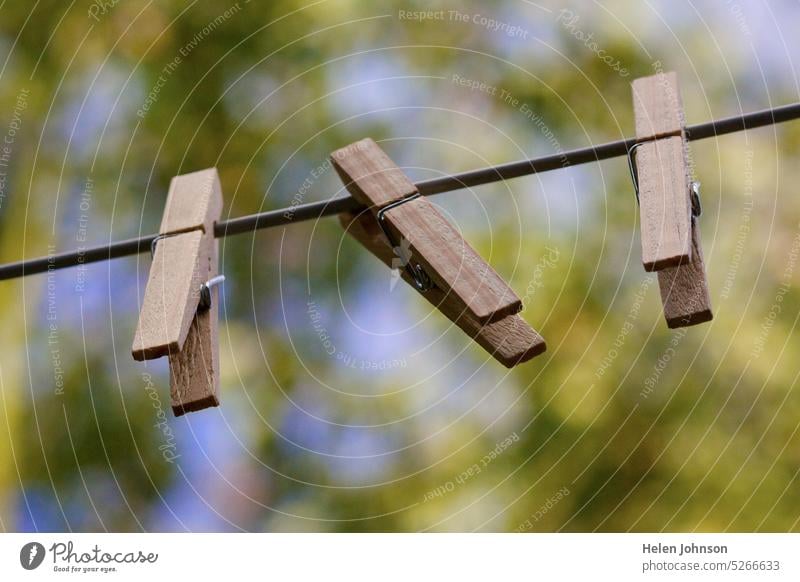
1, 101, 799, 282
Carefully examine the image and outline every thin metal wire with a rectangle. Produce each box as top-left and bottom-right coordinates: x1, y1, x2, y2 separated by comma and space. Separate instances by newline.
149, 232, 182, 257
2, 101, 799, 281
627, 142, 645, 205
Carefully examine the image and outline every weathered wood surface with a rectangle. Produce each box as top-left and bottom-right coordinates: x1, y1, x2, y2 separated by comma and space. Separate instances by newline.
635, 136, 692, 271
133, 168, 223, 415
657, 219, 713, 328
332, 138, 521, 323
340, 211, 545, 367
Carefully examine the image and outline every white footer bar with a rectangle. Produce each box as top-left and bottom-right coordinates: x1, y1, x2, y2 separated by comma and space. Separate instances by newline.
0, 533, 797, 580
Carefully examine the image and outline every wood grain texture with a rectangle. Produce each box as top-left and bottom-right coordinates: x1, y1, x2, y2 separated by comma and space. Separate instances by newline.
340, 211, 545, 367
632, 73, 712, 328
331, 139, 521, 323
632, 71, 685, 140
636, 137, 693, 271
132, 230, 204, 361
132, 168, 222, 360
169, 236, 220, 415
160, 168, 223, 235
331, 138, 417, 206
657, 218, 713, 328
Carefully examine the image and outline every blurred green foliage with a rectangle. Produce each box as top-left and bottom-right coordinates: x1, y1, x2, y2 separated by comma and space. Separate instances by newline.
0, 0, 799, 532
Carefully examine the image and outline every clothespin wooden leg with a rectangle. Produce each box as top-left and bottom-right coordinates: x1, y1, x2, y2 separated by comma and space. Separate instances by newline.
169, 236, 221, 415
332, 138, 545, 365
132, 168, 223, 415
340, 211, 545, 366
631, 72, 712, 327
657, 218, 712, 328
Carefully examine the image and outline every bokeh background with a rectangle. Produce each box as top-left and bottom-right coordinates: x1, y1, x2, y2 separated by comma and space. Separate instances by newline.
0, 0, 799, 532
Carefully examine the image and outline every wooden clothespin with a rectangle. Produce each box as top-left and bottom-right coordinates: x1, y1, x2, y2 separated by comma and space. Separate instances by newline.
332, 139, 545, 366
132, 168, 223, 415
631, 72, 713, 328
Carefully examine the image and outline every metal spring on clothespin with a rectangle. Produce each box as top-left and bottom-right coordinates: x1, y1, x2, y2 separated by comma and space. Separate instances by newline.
627, 141, 702, 217
376, 193, 433, 292
150, 232, 181, 257
198, 275, 225, 311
